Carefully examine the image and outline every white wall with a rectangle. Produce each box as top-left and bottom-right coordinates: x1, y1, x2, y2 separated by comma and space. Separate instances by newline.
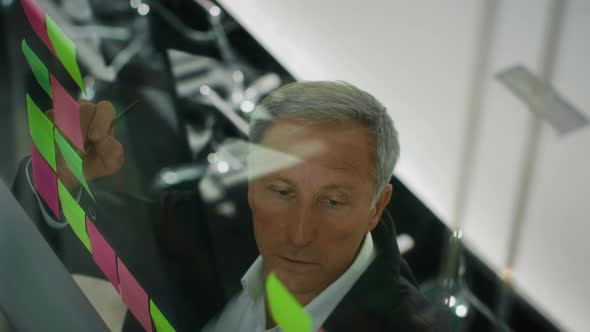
512, 2, 590, 330
218, 1, 590, 331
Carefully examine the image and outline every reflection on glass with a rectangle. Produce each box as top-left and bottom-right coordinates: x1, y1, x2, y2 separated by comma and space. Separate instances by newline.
137, 3, 149, 16
421, 231, 512, 332
129, 0, 140, 9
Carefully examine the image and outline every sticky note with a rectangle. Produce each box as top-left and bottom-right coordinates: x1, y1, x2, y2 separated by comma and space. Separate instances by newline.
118, 259, 153, 332
266, 272, 312, 332
51, 75, 84, 152
150, 300, 176, 332
45, 15, 85, 93
54, 129, 94, 199
31, 145, 60, 218
21, 40, 52, 97
26, 94, 56, 170
58, 180, 92, 252
20, 0, 55, 55
87, 219, 119, 292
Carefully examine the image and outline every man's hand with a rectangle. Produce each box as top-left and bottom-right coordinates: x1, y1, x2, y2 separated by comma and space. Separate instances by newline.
50, 100, 124, 188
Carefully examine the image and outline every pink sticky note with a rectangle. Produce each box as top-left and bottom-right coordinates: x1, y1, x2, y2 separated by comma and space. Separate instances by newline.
87, 219, 119, 292
20, 0, 55, 55
118, 259, 153, 332
31, 145, 59, 218
50, 75, 84, 152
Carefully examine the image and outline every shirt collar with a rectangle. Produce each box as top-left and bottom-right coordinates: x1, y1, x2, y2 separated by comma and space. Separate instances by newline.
305, 231, 377, 330
242, 255, 265, 302
240, 232, 378, 326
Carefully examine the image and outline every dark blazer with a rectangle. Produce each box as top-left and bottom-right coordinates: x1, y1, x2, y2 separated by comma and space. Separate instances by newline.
11, 158, 434, 331
322, 212, 435, 331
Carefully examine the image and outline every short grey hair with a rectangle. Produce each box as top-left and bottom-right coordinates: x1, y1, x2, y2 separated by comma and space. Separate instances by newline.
249, 81, 400, 201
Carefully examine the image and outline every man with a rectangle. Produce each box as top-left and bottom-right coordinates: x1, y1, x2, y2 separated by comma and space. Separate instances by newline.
203, 81, 433, 331
14, 81, 433, 331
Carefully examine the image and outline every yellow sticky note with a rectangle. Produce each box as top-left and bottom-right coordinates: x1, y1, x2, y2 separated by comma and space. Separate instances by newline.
266, 272, 312, 332
54, 129, 93, 199
21, 39, 52, 97
45, 15, 85, 93
58, 180, 92, 252
150, 300, 176, 332
26, 94, 56, 170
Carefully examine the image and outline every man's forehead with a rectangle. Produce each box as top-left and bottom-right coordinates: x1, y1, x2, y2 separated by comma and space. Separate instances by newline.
246, 139, 324, 181
260, 119, 314, 147
261, 119, 370, 155
262, 117, 358, 139
265, 174, 358, 192
248, 119, 372, 182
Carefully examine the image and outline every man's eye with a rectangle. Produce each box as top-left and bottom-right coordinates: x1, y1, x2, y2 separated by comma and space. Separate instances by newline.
322, 198, 342, 208
277, 190, 291, 197
270, 188, 293, 199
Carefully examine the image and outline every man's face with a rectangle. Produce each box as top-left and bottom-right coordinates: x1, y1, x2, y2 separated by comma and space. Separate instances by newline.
248, 118, 391, 297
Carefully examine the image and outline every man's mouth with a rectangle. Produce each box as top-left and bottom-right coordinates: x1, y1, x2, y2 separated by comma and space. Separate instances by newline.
280, 256, 315, 265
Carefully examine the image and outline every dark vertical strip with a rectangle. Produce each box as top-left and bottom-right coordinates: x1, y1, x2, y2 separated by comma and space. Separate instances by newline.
0, 3, 17, 182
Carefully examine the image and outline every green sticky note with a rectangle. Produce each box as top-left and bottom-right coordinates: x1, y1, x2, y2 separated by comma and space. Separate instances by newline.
150, 300, 176, 332
266, 272, 312, 332
26, 94, 56, 170
21, 40, 52, 97
58, 180, 92, 252
54, 129, 94, 199
45, 15, 85, 93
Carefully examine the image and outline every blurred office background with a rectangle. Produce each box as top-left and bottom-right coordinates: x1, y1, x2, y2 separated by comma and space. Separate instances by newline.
1, 0, 589, 331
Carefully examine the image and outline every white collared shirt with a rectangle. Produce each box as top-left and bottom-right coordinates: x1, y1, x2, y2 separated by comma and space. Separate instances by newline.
202, 232, 377, 332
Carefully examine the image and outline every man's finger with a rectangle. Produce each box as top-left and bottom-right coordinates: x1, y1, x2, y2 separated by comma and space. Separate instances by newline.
88, 101, 116, 143
85, 136, 124, 179
79, 101, 97, 142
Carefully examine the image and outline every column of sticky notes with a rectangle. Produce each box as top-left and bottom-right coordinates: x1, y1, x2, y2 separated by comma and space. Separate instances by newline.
19, 1, 175, 331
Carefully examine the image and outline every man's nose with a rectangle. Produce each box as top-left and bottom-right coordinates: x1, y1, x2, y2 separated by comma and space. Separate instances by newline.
287, 205, 317, 248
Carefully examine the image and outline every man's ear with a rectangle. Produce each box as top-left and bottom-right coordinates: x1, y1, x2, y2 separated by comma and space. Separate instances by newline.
369, 184, 392, 231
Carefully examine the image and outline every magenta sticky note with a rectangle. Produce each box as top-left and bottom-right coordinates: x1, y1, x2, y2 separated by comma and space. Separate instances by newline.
118, 259, 153, 332
30, 144, 59, 218
20, 0, 55, 55
50, 75, 84, 152
87, 219, 119, 291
